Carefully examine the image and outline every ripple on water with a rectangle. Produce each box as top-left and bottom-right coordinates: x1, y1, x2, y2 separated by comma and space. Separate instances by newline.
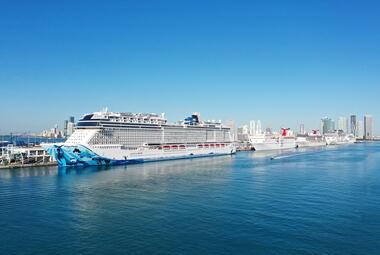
1, 143, 380, 254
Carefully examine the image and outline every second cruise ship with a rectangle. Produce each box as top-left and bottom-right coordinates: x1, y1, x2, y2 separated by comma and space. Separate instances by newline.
249, 128, 297, 151
44, 110, 236, 167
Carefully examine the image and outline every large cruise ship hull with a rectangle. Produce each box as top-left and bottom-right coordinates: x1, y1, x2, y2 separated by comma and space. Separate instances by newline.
297, 141, 326, 147
325, 135, 356, 145
45, 144, 236, 167
252, 139, 296, 151
44, 110, 236, 167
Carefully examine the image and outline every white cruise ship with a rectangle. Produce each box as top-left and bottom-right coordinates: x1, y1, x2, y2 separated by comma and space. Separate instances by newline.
43, 110, 236, 167
325, 132, 356, 145
296, 130, 326, 147
250, 128, 297, 151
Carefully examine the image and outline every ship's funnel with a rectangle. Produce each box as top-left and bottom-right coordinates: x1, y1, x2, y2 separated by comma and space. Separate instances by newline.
281, 128, 289, 137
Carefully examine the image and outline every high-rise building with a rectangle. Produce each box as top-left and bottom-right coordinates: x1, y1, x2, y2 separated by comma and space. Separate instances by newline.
364, 115, 373, 140
255, 120, 262, 135
320, 120, 324, 134
350, 115, 357, 136
321, 117, 335, 134
357, 120, 363, 139
63, 120, 68, 137
249, 120, 256, 136
69, 116, 75, 123
242, 125, 249, 135
247, 120, 263, 136
225, 120, 237, 141
237, 125, 249, 142
54, 124, 58, 136
67, 122, 75, 136
337, 117, 348, 133
299, 124, 305, 135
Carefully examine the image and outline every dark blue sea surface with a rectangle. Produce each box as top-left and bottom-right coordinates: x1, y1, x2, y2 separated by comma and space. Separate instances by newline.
1, 143, 380, 255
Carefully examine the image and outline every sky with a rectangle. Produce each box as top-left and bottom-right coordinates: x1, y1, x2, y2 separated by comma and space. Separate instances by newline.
0, 0, 379, 134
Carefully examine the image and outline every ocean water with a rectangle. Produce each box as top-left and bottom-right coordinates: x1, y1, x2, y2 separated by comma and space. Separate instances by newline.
1, 143, 380, 255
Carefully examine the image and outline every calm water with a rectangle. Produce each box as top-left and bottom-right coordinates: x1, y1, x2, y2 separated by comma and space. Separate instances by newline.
1, 143, 380, 255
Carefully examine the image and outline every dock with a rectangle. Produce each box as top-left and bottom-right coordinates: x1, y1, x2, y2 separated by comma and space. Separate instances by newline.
0, 145, 56, 169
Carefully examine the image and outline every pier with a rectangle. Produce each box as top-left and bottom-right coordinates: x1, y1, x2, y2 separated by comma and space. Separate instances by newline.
0, 145, 56, 169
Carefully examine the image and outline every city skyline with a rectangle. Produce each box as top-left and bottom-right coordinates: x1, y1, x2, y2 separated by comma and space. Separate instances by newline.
238, 113, 374, 138
0, 109, 379, 138
1, 1, 380, 134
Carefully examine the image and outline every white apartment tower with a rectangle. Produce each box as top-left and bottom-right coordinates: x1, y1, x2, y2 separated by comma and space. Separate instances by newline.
337, 117, 348, 133
249, 120, 256, 136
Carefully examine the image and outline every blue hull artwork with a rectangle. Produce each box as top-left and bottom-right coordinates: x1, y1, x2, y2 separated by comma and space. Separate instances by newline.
45, 145, 233, 168
45, 145, 128, 167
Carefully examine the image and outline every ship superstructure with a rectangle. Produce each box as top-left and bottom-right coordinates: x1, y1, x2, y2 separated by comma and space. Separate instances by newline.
296, 130, 326, 147
249, 128, 297, 151
325, 131, 356, 145
44, 110, 236, 167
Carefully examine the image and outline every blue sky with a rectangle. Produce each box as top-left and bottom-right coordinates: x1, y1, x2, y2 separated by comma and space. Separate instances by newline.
0, 0, 379, 134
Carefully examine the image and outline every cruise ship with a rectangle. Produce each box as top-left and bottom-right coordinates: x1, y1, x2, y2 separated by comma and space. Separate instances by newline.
325, 131, 356, 145
43, 110, 236, 167
296, 130, 326, 147
250, 128, 297, 151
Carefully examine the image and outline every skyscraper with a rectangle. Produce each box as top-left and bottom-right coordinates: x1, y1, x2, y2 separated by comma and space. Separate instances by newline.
225, 120, 237, 141
337, 117, 348, 133
350, 115, 357, 136
63, 120, 68, 137
242, 125, 249, 135
249, 120, 256, 136
255, 120, 262, 135
364, 115, 373, 140
67, 122, 75, 136
299, 124, 305, 135
357, 120, 364, 139
237, 125, 249, 142
321, 117, 335, 134
69, 116, 75, 123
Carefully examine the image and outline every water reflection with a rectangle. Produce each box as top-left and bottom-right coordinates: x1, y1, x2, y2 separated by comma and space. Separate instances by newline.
0, 166, 58, 179
0, 154, 236, 180
1, 143, 380, 255
0, 143, 377, 181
